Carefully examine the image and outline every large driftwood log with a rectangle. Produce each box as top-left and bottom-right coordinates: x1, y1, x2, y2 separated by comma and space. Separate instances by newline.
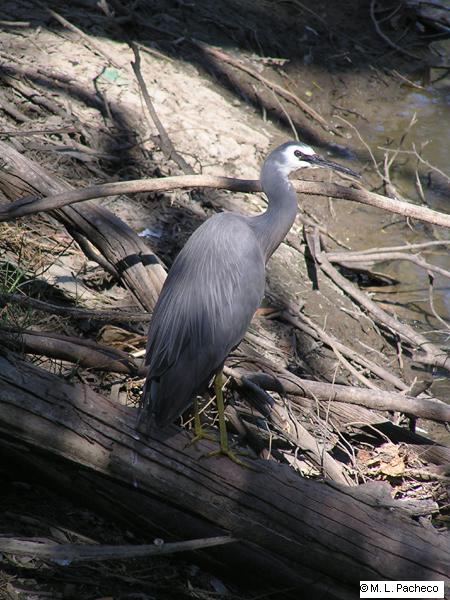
3, 325, 450, 476
0, 351, 448, 599
0, 140, 165, 311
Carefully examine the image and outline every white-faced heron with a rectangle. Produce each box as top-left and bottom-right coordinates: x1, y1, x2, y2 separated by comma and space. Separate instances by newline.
138, 141, 358, 461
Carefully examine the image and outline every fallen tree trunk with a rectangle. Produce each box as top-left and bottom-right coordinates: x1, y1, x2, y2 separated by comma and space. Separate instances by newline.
0, 140, 166, 311
3, 325, 449, 476
0, 351, 448, 599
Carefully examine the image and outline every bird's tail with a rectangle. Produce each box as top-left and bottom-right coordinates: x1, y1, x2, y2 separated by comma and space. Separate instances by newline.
138, 364, 201, 435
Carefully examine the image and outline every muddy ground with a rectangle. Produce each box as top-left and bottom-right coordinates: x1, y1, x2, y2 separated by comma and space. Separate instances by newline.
0, 0, 449, 598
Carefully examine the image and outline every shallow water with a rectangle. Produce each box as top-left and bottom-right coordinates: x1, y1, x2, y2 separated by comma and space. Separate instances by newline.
360, 66, 450, 325
368, 81, 450, 209
355, 62, 450, 439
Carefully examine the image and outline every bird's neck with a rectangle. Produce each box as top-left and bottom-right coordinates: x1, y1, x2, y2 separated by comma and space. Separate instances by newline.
250, 166, 298, 262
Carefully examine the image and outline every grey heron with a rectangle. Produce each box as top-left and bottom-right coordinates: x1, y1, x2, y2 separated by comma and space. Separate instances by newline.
138, 140, 358, 460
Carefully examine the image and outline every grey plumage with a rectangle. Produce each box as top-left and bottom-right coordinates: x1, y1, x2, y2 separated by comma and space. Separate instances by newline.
139, 141, 358, 430
143, 213, 265, 426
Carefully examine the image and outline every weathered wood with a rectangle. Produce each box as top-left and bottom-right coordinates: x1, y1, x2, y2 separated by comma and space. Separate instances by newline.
3, 325, 449, 476
0, 140, 166, 311
0, 292, 151, 322
6, 326, 450, 462
0, 535, 236, 562
8, 325, 450, 423
0, 328, 145, 375
236, 369, 450, 423
2, 170, 450, 229
0, 351, 448, 599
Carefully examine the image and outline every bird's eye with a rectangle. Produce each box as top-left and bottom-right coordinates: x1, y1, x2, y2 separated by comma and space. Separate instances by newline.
294, 150, 303, 158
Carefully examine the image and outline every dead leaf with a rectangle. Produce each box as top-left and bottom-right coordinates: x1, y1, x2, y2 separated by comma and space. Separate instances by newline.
380, 456, 405, 477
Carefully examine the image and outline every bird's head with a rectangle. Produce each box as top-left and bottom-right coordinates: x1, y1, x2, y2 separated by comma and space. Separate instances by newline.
266, 141, 360, 179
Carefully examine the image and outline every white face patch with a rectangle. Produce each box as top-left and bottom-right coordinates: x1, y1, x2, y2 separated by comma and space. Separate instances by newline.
296, 143, 315, 156
278, 143, 317, 174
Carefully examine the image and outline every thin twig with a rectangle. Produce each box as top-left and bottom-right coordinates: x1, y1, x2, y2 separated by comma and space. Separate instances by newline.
327, 250, 450, 281
0, 535, 235, 563
370, 0, 423, 62
330, 241, 450, 256
428, 273, 450, 331
130, 43, 195, 175
386, 114, 418, 172
336, 115, 382, 178
378, 145, 450, 184
264, 82, 299, 140
0, 293, 151, 322
192, 39, 333, 133
281, 310, 408, 391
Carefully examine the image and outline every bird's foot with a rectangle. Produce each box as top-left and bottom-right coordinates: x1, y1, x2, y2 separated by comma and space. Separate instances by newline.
205, 445, 254, 469
185, 427, 217, 448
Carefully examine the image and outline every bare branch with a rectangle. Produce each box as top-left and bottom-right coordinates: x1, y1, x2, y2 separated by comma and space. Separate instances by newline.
0, 535, 235, 563
327, 250, 450, 281
0, 328, 145, 376
2, 175, 450, 229
130, 43, 195, 175
228, 368, 450, 424
0, 293, 151, 322
280, 310, 409, 391
192, 39, 333, 132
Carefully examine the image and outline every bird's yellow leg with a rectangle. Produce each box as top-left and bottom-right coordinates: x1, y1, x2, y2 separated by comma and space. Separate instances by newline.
194, 397, 204, 438
215, 370, 229, 452
207, 369, 248, 467
187, 397, 215, 446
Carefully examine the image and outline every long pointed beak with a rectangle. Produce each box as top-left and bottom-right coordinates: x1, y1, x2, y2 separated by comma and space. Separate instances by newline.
308, 154, 360, 178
